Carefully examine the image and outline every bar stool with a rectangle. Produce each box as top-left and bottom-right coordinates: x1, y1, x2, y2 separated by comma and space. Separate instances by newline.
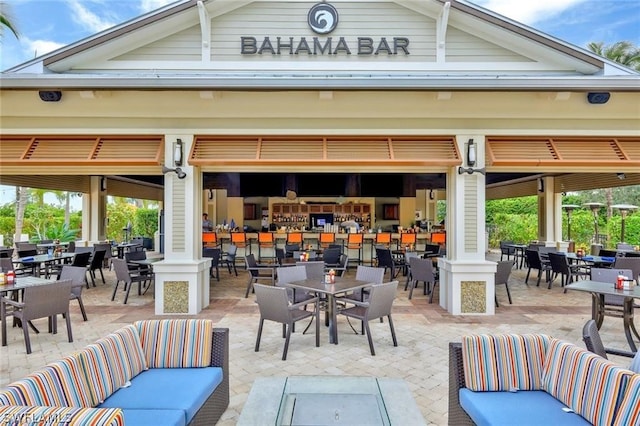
202, 232, 219, 248
346, 233, 364, 268
318, 232, 336, 250
399, 232, 417, 250
258, 232, 276, 263
372, 232, 393, 265
230, 232, 249, 260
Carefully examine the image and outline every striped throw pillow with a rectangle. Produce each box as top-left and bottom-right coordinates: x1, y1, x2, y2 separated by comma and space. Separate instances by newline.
0, 356, 91, 407
0, 405, 124, 426
613, 373, 640, 426
135, 319, 213, 368
542, 339, 630, 426
461, 333, 551, 391
77, 344, 118, 404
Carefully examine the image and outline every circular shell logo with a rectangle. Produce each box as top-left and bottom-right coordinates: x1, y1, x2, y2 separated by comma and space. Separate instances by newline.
308, 3, 339, 34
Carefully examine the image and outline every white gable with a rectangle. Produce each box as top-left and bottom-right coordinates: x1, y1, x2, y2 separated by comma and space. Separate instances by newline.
52, 1, 595, 75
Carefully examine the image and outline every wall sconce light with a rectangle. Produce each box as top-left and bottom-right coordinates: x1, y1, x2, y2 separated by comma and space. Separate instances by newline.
537, 178, 544, 193
457, 138, 485, 175
429, 189, 435, 200
100, 176, 107, 192
173, 138, 184, 167
162, 165, 187, 180
617, 172, 626, 180
466, 139, 476, 167
208, 189, 214, 200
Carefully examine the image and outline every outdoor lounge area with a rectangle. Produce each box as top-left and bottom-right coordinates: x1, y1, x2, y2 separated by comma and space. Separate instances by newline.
0, 249, 637, 425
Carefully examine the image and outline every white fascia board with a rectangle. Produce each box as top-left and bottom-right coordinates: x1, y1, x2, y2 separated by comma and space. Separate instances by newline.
1, 72, 638, 91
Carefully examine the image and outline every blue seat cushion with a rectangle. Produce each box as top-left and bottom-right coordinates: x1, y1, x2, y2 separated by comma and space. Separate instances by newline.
121, 409, 185, 426
99, 367, 223, 424
459, 389, 591, 426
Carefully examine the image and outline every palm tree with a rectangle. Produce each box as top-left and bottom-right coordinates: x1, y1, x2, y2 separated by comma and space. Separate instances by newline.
0, 1, 19, 40
587, 41, 640, 71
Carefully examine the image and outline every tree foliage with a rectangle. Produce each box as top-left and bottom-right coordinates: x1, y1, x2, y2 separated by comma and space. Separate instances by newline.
587, 41, 640, 71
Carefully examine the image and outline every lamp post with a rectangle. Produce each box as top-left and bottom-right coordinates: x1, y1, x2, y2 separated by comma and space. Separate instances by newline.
583, 202, 605, 244
562, 204, 580, 242
611, 204, 638, 243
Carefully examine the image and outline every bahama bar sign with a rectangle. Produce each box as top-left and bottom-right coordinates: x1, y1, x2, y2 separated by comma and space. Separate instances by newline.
240, 2, 410, 56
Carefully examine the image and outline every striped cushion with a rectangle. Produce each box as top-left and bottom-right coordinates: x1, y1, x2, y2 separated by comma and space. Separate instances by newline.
461, 333, 551, 391
77, 344, 118, 404
101, 325, 148, 379
0, 405, 124, 426
542, 339, 630, 426
613, 373, 640, 426
0, 355, 92, 407
135, 319, 213, 368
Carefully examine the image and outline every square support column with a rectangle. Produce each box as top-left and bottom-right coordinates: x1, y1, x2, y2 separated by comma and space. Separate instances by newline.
154, 134, 210, 315
439, 135, 496, 315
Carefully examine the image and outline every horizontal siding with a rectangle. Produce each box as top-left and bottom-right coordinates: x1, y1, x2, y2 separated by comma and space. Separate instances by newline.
446, 27, 531, 63
115, 26, 202, 61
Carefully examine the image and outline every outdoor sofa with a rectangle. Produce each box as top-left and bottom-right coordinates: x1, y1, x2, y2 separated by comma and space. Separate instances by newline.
0, 319, 229, 425
449, 333, 640, 425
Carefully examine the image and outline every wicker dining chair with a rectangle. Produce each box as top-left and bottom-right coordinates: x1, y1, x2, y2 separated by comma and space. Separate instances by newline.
203, 247, 221, 281
60, 265, 89, 321
244, 254, 275, 298
406, 257, 437, 300
494, 260, 514, 307
582, 319, 635, 359
254, 284, 320, 360
1, 279, 73, 354
111, 258, 150, 304
338, 280, 399, 356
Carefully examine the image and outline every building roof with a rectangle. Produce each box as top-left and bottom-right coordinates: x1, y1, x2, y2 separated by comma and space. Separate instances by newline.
1, 0, 638, 91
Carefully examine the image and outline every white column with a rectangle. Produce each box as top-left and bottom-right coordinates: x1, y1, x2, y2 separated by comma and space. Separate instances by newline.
88, 176, 107, 244
537, 176, 566, 249
439, 135, 496, 315
153, 135, 211, 315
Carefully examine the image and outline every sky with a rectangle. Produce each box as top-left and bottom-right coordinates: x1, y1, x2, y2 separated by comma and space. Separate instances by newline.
0, 0, 638, 206
0, 0, 639, 71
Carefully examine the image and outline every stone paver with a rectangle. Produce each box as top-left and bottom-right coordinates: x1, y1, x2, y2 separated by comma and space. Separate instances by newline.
0, 251, 634, 425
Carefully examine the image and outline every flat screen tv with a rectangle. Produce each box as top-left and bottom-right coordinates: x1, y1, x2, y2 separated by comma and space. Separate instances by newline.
310, 213, 334, 228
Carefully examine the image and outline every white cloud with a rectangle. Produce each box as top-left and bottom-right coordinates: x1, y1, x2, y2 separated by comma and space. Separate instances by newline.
472, 0, 588, 25
24, 37, 66, 58
139, 0, 179, 13
66, 0, 117, 33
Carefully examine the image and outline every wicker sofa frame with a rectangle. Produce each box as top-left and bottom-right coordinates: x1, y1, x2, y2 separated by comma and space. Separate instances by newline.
448, 342, 475, 426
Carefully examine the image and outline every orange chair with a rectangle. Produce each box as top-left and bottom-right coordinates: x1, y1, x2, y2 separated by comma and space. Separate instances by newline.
230, 232, 248, 252
431, 232, 446, 245
258, 232, 276, 262
399, 232, 417, 250
202, 232, 219, 248
319, 232, 336, 250
346, 233, 364, 267
287, 232, 304, 246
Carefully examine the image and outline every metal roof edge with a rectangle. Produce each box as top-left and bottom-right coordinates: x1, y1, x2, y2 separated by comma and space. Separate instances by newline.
1, 74, 638, 91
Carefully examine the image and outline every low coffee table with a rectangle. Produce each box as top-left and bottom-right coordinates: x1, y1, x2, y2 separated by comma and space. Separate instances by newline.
238, 376, 425, 425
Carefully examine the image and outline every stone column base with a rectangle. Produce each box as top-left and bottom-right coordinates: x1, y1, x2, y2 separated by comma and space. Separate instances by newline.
153, 259, 211, 315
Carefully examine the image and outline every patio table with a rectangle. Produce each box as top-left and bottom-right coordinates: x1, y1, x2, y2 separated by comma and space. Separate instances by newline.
286, 277, 371, 344
565, 280, 640, 352
13, 253, 75, 277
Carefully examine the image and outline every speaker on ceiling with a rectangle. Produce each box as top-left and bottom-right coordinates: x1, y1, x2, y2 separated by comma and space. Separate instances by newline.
39, 91, 62, 102
587, 92, 610, 104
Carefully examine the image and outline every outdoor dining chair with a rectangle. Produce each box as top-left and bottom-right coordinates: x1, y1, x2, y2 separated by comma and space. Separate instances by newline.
582, 319, 635, 360
548, 252, 589, 291
524, 249, 551, 287
244, 254, 275, 298
221, 244, 238, 276
375, 247, 401, 280
111, 258, 151, 304
60, 265, 89, 321
494, 260, 514, 307
254, 283, 320, 361
405, 257, 437, 301
86, 249, 107, 286
1, 279, 73, 354
203, 247, 222, 281
338, 280, 399, 356
613, 257, 640, 284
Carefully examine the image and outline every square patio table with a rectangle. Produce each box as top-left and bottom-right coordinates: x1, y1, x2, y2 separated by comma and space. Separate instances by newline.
286, 277, 371, 344
565, 280, 640, 351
